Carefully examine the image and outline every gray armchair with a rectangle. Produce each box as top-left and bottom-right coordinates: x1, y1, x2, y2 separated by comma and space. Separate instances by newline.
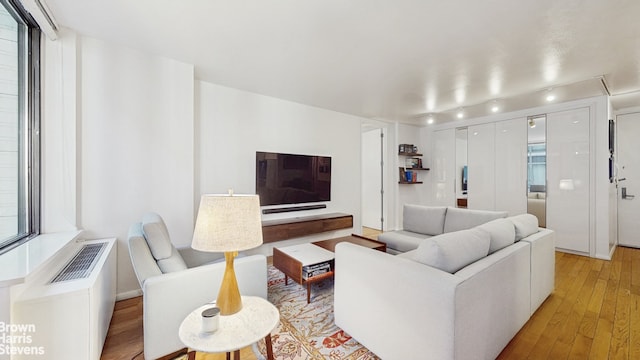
128, 212, 268, 359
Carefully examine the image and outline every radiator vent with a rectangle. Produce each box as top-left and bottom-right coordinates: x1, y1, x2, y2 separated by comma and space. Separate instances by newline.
50, 243, 106, 283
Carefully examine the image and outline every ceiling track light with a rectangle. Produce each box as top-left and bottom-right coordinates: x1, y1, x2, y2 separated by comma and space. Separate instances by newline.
529, 118, 536, 128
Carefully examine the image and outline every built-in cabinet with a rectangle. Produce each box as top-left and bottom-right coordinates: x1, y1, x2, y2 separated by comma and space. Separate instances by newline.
546, 107, 591, 253
495, 119, 528, 216
467, 123, 496, 210
429, 107, 592, 255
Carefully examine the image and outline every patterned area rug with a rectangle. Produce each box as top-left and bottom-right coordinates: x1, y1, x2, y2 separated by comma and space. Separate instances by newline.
252, 265, 380, 360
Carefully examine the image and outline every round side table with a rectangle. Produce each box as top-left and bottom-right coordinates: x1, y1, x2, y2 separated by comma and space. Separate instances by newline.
179, 296, 279, 360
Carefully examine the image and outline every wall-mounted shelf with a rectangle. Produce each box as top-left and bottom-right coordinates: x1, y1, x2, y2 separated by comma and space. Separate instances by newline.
398, 181, 424, 184
398, 152, 423, 156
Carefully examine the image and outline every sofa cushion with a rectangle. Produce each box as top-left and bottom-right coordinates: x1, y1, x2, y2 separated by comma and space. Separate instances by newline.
477, 218, 516, 254
378, 230, 431, 253
142, 212, 174, 260
508, 214, 539, 241
413, 228, 490, 273
443, 207, 508, 233
403, 205, 447, 236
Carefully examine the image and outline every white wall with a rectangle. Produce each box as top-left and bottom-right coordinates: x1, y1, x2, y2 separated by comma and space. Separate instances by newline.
42, 30, 367, 297
361, 128, 382, 230
43, 31, 195, 297
196, 81, 363, 255
391, 123, 430, 229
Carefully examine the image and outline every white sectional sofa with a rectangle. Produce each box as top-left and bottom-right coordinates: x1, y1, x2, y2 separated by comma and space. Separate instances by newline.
378, 205, 509, 254
334, 207, 555, 360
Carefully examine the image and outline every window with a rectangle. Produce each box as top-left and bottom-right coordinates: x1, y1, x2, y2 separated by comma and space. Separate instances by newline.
0, 0, 40, 252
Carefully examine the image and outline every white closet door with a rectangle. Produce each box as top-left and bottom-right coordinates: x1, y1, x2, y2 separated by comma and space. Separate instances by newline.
468, 123, 496, 210
547, 107, 590, 253
431, 129, 456, 206
495, 118, 527, 216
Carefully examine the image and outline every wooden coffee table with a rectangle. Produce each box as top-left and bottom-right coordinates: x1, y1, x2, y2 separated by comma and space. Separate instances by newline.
272, 234, 385, 303
313, 234, 386, 252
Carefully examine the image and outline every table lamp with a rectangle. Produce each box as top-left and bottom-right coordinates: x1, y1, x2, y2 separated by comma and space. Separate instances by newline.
191, 191, 263, 315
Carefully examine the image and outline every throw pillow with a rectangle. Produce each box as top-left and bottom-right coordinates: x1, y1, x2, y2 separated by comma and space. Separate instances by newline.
413, 228, 490, 273
508, 214, 539, 241
477, 218, 516, 254
403, 204, 447, 236
142, 212, 174, 260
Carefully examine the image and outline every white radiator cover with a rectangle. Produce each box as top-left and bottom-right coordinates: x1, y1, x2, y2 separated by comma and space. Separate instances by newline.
11, 238, 117, 360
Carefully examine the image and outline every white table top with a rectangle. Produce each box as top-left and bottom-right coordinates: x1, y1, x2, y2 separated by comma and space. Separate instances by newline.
276, 243, 334, 266
179, 296, 280, 354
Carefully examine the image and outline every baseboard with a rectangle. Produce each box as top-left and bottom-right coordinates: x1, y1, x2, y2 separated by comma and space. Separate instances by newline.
116, 288, 142, 301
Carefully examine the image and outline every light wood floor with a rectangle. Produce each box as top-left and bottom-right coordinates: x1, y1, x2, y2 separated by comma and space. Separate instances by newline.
102, 246, 640, 360
498, 246, 640, 359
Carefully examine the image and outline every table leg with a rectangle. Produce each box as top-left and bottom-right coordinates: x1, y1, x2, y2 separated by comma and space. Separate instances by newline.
285, 274, 289, 285
187, 350, 196, 360
234, 349, 240, 359
265, 334, 274, 360
307, 282, 311, 303
226, 352, 230, 360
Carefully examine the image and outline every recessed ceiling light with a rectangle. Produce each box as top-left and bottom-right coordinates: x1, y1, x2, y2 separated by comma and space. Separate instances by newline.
457, 109, 464, 119
490, 100, 500, 113
426, 116, 435, 125
546, 94, 556, 102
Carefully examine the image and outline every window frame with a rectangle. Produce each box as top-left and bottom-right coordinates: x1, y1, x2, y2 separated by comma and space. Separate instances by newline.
0, 0, 41, 254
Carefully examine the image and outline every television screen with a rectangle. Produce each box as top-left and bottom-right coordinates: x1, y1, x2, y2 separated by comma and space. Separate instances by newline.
256, 151, 331, 206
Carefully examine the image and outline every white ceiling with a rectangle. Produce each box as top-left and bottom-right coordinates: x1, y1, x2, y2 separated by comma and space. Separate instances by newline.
43, 0, 640, 125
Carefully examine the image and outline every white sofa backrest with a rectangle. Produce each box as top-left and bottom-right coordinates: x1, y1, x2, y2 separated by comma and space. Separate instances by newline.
413, 228, 491, 273
507, 213, 539, 241
403, 204, 447, 236
443, 207, 508, 233
476, 218, 516, 254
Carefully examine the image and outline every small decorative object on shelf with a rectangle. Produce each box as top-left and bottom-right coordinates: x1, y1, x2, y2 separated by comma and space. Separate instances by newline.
399, 167, 407, 182
399, 144, 417, 154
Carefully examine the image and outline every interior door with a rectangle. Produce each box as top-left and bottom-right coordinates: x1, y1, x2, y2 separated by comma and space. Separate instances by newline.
617, 112, 640, 247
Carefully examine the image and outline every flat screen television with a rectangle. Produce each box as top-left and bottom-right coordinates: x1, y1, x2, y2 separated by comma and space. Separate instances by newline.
256, 151, 331, 206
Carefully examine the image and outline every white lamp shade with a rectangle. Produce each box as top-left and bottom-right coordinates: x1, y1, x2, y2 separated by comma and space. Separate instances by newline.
191, 194, 263, 252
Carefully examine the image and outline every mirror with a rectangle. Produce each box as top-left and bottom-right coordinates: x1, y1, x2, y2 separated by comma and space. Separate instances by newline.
455, 128, 468, 208
527, 115, 546, 227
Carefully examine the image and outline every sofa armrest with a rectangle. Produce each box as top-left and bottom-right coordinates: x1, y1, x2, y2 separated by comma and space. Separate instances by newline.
334, 242, 462, 360
141, 254, 267, 359
520, 228, 555, 313
177, 246, 225, 268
